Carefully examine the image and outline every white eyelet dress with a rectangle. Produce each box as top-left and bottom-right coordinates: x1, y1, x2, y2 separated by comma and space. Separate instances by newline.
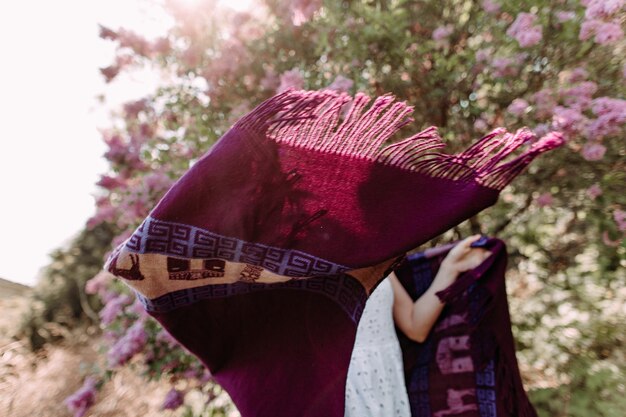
345, 277, 411, 417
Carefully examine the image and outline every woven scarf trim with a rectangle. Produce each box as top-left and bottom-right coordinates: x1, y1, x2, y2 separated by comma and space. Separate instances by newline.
234, 89, 564, 191
134, 273, 366, 321
123, 216, 349, 277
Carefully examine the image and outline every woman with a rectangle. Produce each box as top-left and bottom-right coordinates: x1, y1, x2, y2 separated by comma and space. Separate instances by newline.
345, 235, 491, 417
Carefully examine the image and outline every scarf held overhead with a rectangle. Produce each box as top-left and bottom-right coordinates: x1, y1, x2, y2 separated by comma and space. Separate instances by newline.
395, 238, 537, 417
105, 90, 561, 416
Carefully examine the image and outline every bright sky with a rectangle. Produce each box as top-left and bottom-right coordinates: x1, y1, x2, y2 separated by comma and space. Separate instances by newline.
0, 0, 254, 286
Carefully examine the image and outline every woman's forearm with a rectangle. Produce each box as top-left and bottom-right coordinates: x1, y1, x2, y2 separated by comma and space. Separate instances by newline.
407, 266, 458, 341
391, 266, 459, 343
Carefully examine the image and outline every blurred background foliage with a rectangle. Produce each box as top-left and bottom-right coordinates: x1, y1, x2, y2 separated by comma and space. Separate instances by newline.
15, 0, 625, 416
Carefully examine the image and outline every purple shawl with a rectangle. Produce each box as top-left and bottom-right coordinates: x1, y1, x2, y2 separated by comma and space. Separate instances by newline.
395, 238, 537, 417
104, 90, 559, 416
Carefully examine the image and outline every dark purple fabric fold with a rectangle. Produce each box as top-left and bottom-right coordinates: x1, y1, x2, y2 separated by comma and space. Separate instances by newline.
395, 238, 537, 417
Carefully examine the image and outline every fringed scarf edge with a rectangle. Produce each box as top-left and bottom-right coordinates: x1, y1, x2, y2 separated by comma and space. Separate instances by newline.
233, 89, 564, 191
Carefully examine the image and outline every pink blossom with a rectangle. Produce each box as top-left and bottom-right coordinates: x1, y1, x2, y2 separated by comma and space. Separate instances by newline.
85, 271, 112, 295
432, 25, 454, 41
552, 106, 588, 136
277, 68, 304, 93
594, 21, 624, 44
562, 81, 598, 110
96, 175, 125, 190
99, 293, 133, 325
584, 0, 625, 19
602, 0, 626, 16
591, 97, 626, 116
123, 98, 148, 118
117, 29, 151, 57
99, 25, 117, 41
586, 115, 624, 139
579, 19, 601, 40
536, 192, 554, 207
563, 67, 589, 83
586, 97, 626, 139
556, 11, 576, 22
581, 142, 606, 161
290, 0, 322, 26
507, 98, 529, 117
473, 118, 488, 131
64, 377, 98, 417
585, 183, 602, 200
144, 171, 174, 194
482, 0, 501, 14
490, 57, 516, 77
614, 209, 626, 232
326, 75, 354, 93
507, 13, 543, 47
107, 320, 147, 367
518, 28, 543, 47
100, 65, 120, 83
162, 388, 185, 410
532, 89, 557, 118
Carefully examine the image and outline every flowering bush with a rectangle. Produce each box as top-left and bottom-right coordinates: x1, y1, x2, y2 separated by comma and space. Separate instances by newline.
67, 0, 625, 416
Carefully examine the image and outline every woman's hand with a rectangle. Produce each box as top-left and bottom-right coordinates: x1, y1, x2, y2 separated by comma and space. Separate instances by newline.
438, 234, 491, 279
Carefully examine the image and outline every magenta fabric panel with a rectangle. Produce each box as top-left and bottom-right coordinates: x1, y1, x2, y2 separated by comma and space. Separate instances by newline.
152, 127, 499, 268
149, 281, 362, 417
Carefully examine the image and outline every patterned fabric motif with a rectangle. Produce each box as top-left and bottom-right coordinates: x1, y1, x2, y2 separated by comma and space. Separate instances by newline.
126, 216, 349, 278
135, 272, 366, 321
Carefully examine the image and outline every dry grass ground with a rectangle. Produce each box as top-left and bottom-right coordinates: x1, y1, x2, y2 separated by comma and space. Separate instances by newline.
0, 290, 177, 417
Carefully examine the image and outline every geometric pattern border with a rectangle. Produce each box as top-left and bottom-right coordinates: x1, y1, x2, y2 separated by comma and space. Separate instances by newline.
125, 216, 349, 278
135, 273, 367, 323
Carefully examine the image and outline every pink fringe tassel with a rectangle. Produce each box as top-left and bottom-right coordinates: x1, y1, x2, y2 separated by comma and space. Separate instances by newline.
233, 89, 564, 191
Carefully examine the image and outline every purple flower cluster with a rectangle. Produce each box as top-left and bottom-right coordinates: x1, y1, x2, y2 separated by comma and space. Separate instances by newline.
507, 12, 542, 47
536, 192, 554, 208
162, 388, 185, 410
507, 99, 529, 117
490, 57, 517, 78
432, 25, 454, 42
587, 97, 626, 139
99, 293, 133, 326
107, 320, 148, 367
290, 0, 322, 26
581, 142, 607, 161
481, 0, 500, 15
64, 377, 98, 417
579, 0, 624, 44
586, 184, 603, 200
